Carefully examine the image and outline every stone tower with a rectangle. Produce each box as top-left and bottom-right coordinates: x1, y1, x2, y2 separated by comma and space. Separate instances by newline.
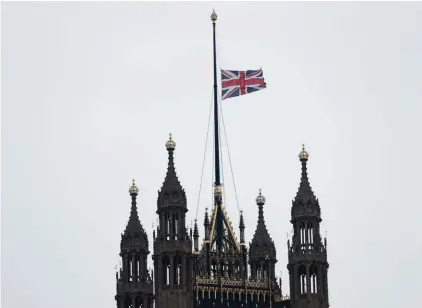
287, 146, 329, 308
152, 134, 194, 308
115, 181, 154, 308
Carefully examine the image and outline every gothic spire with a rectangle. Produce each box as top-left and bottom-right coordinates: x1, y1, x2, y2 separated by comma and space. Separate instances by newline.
194, 219, 199, 253
204, 207, 210, 242
239, 210, 245, 245
288, 146, 329, 307
292, 145, 321, 219
239, 210, 245, 229
249, 189, 276, 260
157, 134, 186, 209
161, 134, 181, 188
121, 179, 148, 252
116, 180, 153, 308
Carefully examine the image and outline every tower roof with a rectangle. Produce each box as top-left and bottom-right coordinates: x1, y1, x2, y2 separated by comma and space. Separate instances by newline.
121, 180, 149, 252
157, 134, 187, 210
249, 189, 276, 260
292, 145, 321, 220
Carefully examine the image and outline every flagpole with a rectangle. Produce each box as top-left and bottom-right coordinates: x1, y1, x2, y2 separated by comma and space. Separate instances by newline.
211, 10, 220, 186
211, 10, 223, 253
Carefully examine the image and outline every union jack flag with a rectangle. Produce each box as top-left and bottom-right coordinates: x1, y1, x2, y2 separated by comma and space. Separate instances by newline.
221, 69, 266, 100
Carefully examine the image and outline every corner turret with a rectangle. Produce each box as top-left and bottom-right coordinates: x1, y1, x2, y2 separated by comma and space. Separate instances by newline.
115, 180, 154, 308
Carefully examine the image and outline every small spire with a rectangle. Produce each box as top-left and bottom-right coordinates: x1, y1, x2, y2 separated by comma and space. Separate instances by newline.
166, 133, 176, 150
249, 188, 276, 261
129, 179, 139, 195
239, 210, 245, 245
194, 219, 199, 238
292, 145, 320, 219
204, 207, 210, 226
295, 144, 316, 199
211, 9, 217, 23
122, 179, 147, 250
204, 208, 210, 241
239, 210, 245, 229
158, 133, 185, 209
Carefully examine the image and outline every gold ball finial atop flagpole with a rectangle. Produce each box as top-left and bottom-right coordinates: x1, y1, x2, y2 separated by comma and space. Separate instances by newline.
211, 10, 217, 23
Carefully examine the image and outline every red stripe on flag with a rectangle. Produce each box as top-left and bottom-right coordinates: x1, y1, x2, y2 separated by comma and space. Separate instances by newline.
221, 77, 264, 89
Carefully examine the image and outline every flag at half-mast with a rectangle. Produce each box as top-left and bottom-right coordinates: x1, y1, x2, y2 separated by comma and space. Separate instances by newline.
221, 68, 266, 100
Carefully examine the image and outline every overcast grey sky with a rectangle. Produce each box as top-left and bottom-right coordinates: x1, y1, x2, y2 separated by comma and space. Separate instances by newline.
2, 1, 422, 308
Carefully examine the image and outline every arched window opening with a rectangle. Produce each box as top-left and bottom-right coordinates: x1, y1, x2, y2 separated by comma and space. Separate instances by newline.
263, 263, 268, 280
310, 265, 318, 293
304, 221, 309, 245
171, 213, 175, 239
299, 222, 306, 249
173, 214, 179, 240
173, 256, 181, 285
129, 258, 133, 282
163, 257, 170, 285
165, 213, 171, 241
299, 265, 307, 294
307, 222, 314, 246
